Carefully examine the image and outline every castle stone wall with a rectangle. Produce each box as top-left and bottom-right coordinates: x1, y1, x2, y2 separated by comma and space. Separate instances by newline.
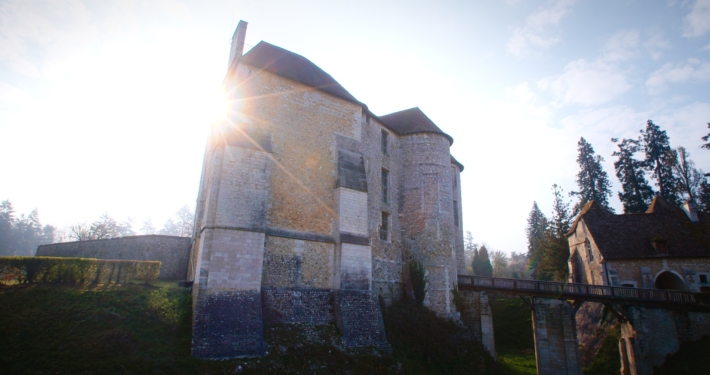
360, 116, 405, 305
36, 235, 190, 280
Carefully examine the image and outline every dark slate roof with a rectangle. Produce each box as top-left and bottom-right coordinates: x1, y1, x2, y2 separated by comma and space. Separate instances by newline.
568, 198, 710, 260
378, 107, 454, 145
240, 41, 361, 105
238, 42, 462, 168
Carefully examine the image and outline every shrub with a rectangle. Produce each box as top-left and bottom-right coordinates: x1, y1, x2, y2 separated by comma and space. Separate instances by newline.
409, 260, 428, 307
451, 284, 463, 312
0, 256, 160, 285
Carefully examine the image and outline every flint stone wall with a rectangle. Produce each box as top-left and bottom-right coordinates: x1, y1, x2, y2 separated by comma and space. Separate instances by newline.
36, 235, 190, 280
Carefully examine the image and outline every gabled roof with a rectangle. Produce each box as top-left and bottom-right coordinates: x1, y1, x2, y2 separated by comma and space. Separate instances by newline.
568, 198, 710, 260
240, 41, 362, 105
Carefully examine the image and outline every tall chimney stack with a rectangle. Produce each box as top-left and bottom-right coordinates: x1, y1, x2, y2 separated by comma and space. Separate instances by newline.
682, 200, 699, 222
228, 20, 248, 69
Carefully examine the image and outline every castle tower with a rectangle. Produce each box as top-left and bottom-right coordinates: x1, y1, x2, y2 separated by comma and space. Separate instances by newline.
381, 108, 464, 316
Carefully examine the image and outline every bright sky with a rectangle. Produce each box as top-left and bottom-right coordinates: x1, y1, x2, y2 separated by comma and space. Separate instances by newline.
1, 0, 709, 253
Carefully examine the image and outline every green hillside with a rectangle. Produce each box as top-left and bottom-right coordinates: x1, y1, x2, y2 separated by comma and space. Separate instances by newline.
0, 282, 521, 375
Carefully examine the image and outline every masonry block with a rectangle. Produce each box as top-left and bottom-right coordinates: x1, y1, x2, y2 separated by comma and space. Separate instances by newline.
192, 290, 265, 358
334, 290, 391, 352
531, 298, 582, 375
459, 291, 495, 357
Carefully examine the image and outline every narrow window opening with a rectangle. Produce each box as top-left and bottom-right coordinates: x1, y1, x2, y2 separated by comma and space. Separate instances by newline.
585, 239, 594, 262
381, 130, 388, 155
452, 169, 457, 188
380, 212, 389, 241
700, 274, 708, 284
453, 200, 459, 226
381, 169, 389, 204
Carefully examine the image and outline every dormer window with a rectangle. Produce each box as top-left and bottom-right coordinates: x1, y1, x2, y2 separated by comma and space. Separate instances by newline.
585, 239, 594, 262
652, 239, 668, 255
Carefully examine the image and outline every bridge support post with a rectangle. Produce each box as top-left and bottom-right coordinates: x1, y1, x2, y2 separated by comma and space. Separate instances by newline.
459, 291, 495, 357
531, 298, 582, 375
619, 306, 678, 375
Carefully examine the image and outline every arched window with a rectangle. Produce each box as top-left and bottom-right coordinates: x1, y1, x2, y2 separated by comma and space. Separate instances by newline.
655, 271, 687, 290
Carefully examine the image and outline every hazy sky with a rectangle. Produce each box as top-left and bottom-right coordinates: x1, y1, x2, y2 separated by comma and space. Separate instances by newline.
1, 0, 709, 253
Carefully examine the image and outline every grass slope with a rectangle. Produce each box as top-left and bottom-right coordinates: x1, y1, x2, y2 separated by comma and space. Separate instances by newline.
0, 283, 517, 375
490, 297, 536, 375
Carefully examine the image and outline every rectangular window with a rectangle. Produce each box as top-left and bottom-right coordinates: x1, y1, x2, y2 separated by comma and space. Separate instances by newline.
379, 212, 389, 241
453, 200, 459, 226
381, 169, 389, 204
381, 130, 388, 154
700, 274, 708, 284
452, 169, 457, 188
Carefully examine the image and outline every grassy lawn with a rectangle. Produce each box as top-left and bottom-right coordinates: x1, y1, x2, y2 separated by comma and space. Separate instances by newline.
0, 282, 514, 374
489, 297, 537, 375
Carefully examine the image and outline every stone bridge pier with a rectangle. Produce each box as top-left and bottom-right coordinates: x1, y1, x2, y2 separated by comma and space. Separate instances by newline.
528, 298, 583, 375
617, 306, 710, 375
459, 293, 583, 375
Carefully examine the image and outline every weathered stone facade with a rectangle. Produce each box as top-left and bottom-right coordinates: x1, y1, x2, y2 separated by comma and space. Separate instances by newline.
36, 235, 190, 280
188, 21, 466, 358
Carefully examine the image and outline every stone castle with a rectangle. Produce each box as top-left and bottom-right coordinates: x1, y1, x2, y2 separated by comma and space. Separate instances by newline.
186, 21, 466, 358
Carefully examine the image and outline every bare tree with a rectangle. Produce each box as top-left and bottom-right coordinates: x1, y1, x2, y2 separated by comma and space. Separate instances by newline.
672, 147, 703, 204
463, 231, 478, 274
141, 219, 156, 235
491, 250, 510, 277
160, 205, 194, 237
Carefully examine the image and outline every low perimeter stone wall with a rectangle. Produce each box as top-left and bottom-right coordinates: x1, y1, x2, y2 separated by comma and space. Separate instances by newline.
36, 235, 191, 280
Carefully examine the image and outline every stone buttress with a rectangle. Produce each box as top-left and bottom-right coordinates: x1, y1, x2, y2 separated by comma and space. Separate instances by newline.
190, 125, 272, 358
334, 146, 389, 350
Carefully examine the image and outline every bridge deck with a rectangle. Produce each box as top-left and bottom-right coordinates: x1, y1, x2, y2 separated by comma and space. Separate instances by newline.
458, 275, 710, 310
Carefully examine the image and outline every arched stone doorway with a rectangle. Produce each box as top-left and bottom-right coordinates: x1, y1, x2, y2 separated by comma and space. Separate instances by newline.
655, 271, 686, 290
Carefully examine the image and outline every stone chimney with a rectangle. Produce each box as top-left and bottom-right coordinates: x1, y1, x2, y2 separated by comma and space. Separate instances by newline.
228, 20, 248, 69
682, 200, 699, 222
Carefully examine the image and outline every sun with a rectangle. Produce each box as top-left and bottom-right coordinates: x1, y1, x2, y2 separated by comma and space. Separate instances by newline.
201, 87, 231, 125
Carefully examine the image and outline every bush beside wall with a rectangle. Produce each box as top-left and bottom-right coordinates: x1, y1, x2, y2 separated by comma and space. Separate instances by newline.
0, 256, 160, 285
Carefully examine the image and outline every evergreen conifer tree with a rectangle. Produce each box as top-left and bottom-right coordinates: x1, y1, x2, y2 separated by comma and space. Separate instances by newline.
477, 245, 493, 277
525, 202, 547, 265
612, 138, 654, 213
641, 120, 679, 205
537, 185, 572, 281
698, 178, 710, 214
570, 137, 613, 214
702, 123, 710, 150
471, 247, 481, 275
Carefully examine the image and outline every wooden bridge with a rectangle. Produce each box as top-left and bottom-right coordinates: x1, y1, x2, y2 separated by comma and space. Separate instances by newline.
457, 275, 710, 311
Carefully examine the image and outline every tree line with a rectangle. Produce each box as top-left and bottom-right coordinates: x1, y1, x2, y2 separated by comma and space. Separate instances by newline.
527, 120, 710, 281
464, 231, 529, 279
0, 200, 56, 256
0, 202, 195, 256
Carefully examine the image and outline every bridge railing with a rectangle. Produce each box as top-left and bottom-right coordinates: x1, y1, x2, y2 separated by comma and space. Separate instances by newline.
457, 275, 696, 305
